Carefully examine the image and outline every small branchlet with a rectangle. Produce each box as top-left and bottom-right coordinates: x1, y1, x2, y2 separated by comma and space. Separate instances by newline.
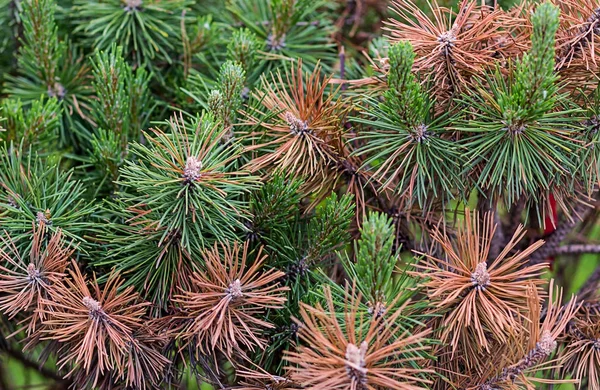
209, 61, 245, 132
228, 28, 262, 72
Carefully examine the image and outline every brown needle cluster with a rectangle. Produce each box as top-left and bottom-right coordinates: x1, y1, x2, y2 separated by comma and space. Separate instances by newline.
414, 210, 547, 355
0, 224, 72, 334
554, 0, 600, 91
556, 0, 600, 71
430, 280, 579, 389
558, 302, 600, 388
284, 286, 433, 390
243, 60, 351, 204
173, 241, 288, 356
385, 0, 518, 99
474, 281, 580, 389
39, 263, 168, 389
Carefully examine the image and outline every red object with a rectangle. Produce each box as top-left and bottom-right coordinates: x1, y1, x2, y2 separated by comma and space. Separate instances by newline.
544, 194, 558, 269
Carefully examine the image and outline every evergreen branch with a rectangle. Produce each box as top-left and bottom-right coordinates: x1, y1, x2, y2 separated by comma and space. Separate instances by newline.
305, 193, 354, 264
73, 0, 190, 68
456, 2, 582, 209
353, 41, 464, 211
225, 0, 337, 71
1, 0, 600, 388
17, 0, 64, 87
554, 243, 600, 255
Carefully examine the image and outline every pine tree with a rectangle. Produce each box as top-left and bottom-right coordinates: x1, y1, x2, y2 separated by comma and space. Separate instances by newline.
2, 0, 600, 389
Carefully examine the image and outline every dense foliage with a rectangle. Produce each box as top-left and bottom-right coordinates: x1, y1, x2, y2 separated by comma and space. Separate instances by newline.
1, 0, 600, 389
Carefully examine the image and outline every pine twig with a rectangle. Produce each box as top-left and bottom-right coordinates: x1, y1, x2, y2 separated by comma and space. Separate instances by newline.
553, 244, 600, 256
505, 197, 525, 240
529, 203, 593, 265
0, 345, 65, 383
479, 332, 557, 389
578, 264, 600, 300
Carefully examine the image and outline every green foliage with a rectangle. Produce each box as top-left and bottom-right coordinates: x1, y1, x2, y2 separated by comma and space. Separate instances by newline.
260, 191, 355, 305
225, 0, 337, 72
88, 128, 126, 195
227, 28, 263, 75
253, 191, 355, 372
457, 3, 582, 208
73, 0, 191, 68
118, 113, 258, 250
336, 212, 429, 331
17, 0, 64, 88
386, 42, 428, 124
0, 145, 97, 252
342, 212, 400, 306
184, 57, 252, 121
354, 41, 463, 211
0, 97, 61, 149
185, 14, 217, 55
87, 44, 152, 195
4, 0, 93, 150
90, 45, 134, 139
93, 197, 199, 311
307, 213, 434, 379
93, 114, 258, 308
306, 193, 355, 262
208, 61, 246, 130
183, 26, 261, 109
247, 173, 304, 241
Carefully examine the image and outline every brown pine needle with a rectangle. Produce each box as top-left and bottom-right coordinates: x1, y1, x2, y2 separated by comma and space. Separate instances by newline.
385, 0, 518, 98
40, 262, 149, 387
243, 60, 349, 199
0, 224, 72, 335
414, 209, 548, 354
174, 241, 288, 356
284, 285, 433, 390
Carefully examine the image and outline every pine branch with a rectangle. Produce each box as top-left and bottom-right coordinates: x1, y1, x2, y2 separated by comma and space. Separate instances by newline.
481, 340, 554, 389
530, 202, 593, 264
554, 243, 600, 255
0, 345, 66, 383
505, 198, 526, 238
17, 0, 64, 87
73, 0, 188, 68
353, 40, 463, 210
455, 2, 583, 209
578, 264, 600, 299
